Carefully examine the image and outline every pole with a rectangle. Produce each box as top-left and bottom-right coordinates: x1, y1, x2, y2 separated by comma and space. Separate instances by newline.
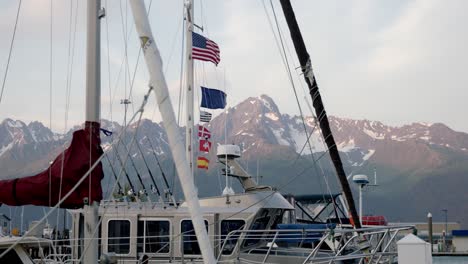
129, 1, 216, 263
185, 0, 195, 178
442, 209, 448, 251
359, 185, 363, 225
428, 212, 433, 252
279, 0, 361, 228
83, 0, 101, 262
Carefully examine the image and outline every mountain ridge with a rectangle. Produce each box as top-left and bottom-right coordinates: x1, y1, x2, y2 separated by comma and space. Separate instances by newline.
1, 94, 468, 225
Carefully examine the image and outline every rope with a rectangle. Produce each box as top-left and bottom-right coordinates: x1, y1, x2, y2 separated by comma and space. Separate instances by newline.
0, 0, 22, 105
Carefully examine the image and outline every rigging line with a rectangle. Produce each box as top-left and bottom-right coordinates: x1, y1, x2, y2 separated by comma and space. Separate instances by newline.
105, 0, 113, 122
56, 0, 79, 241
64, 0, 80, 132
104, 153, 123, 193
127, 0, 156, 118
268, 0, 315, 158
79, 96, 153, 261
134, 136, 162, 197
271, 2, 336, 197
171, 3, 187, 195
267, 0, 335, 204
48, 0, 53, 209
112, 144, 136, 193
146, 137, 172, 195
120, 133, 150, 198
49, 0, 53, 132
0, 0, 22, 105
0, 87, 154, 260
110, 0, 155, 120
119, 0, 130, 124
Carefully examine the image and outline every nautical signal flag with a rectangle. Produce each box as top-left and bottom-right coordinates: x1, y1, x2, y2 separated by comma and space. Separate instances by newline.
198, 126, 211, 139
197, 157, 209, 170
192, 32, 220, 65
200, 111, 212, 123
199, 139, 212, 153
201, 87, 227, 109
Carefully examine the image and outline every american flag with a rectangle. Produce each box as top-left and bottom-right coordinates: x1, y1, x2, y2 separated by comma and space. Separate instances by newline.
192, 32, 220, 65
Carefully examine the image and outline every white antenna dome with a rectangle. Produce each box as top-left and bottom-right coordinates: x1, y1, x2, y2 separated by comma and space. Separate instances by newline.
352, 174, 369, 185
217, 144, 241, 159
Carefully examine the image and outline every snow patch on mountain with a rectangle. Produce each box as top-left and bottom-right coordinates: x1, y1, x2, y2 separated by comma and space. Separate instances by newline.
265, 113, 279, 121
363, 149, 375, 161
271, 128, 289, 146
7, 120, 24, 128
288, 124, 326, 154
0, 142, 14, 157
363, 128, 385, 140
338, 139, 357, 152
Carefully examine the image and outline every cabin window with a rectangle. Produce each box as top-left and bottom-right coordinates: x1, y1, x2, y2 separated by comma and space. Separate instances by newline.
181, 220, 208, 255
244, 209, 271, 247
137, 220, 170, 254
0, 248, 23, 263
221, 220, 245, 255
108, 220, 130, 254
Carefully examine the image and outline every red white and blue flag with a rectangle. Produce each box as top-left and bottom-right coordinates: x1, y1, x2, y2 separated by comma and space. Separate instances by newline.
192, 32, 220, 65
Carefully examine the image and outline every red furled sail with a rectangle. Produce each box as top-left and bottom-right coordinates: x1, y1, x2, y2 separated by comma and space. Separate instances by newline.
0, 121, 104, 209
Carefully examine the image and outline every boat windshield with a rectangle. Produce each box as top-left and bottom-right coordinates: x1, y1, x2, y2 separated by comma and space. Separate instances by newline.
243, 209, 283, 248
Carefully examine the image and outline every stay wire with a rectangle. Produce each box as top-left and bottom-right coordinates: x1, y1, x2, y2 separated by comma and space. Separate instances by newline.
266, 0, 334, 205
105, 0, 113, 122
172, 1, 187, 196
0, 0, 22, 105
49, 0, 53, 133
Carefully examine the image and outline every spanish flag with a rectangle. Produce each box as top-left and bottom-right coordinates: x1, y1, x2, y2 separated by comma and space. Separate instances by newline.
197, 157, 209, 170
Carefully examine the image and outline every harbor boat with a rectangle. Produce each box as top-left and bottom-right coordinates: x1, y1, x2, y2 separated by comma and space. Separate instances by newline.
0, 1, 414, 263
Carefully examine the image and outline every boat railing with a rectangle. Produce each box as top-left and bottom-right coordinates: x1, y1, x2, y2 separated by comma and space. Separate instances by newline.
217, 225, 414, 263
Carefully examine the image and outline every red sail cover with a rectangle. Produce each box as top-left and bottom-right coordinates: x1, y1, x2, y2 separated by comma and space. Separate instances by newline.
0, 121, 104, 209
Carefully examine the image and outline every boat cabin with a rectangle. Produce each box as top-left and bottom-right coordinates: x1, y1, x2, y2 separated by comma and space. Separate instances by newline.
70, 191, 293, 262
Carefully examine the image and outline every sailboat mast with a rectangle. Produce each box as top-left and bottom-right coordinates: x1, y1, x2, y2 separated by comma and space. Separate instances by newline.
83, 0, 102, 262
185, 0, 195, 177
85, 1, 101, 123
278, 0, 361, 229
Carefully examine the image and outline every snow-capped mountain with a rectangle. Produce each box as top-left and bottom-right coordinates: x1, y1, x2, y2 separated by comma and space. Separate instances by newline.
206, 95, 468, 173
2, 95, 468, 179
3, 95, 468, 225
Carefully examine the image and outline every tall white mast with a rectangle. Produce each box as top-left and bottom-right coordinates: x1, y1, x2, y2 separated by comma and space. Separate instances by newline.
83, 0, 102, 263
185, 0, 195, 177
129, 0, 216, 263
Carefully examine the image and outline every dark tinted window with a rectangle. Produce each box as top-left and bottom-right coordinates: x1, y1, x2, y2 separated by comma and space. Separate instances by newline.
181, 220, 208, 255
221, 220, 245, 254
0, 248, 23, 263
244, 210, 270, 247
108, 220, 130, 254
137, 220, 170, 254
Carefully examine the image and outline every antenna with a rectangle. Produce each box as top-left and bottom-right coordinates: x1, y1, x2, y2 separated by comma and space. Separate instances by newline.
352, 174, 369, 225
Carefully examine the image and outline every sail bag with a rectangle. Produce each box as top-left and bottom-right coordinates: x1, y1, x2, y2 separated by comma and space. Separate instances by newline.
0, 121, 104, 209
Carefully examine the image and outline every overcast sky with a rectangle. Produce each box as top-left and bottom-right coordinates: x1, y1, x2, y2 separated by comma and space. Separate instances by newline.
0, 0, 467, 133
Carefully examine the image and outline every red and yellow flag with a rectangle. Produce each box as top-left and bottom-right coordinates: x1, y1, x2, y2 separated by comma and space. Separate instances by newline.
197, 157, 209, 170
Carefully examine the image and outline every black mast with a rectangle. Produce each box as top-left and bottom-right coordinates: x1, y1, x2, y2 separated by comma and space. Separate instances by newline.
279, 0, 361, 228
